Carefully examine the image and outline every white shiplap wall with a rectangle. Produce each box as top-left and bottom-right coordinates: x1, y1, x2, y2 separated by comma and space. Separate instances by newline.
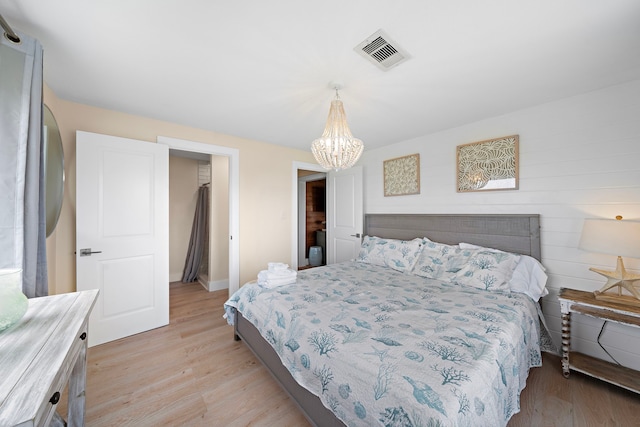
360, 79, 640, 370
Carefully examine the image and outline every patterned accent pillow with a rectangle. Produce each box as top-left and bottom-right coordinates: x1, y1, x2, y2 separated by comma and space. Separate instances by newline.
454, 248, 521, 292
356, 236, 424, 273
411, 241, 472, 281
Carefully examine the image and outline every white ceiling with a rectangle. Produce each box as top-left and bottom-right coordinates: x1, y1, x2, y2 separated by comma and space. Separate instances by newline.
2, 1, 640, 152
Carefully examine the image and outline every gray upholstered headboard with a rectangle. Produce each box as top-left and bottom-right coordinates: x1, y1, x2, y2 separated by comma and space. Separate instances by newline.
364, 214, 541, 261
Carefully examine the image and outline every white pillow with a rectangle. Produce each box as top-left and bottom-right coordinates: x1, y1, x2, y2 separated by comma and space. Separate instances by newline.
509, 255, 548, 301
356, 236, 424, 273
459, 243, 548, 300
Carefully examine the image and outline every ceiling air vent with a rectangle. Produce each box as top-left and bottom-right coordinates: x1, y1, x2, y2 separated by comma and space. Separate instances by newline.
354, 29, 410, 71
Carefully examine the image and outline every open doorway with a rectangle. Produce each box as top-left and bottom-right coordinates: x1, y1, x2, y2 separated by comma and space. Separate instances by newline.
299, 172, 327, 269
168, 151, 229, 291
293, 162, 327, 270
159, 136, 240, 296
291, 162, 363, 270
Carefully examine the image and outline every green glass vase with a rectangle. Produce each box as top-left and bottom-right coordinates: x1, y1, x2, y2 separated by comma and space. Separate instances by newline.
0, 269, 28, 332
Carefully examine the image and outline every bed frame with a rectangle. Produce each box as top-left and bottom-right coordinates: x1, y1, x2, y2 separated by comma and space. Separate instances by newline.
233, 213, 541, 427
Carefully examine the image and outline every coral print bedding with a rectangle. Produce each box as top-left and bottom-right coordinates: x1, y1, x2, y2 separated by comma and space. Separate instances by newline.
224, 260, 547, 427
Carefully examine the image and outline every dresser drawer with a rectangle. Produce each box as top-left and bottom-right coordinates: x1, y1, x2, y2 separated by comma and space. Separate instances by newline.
35, 322, 89, 426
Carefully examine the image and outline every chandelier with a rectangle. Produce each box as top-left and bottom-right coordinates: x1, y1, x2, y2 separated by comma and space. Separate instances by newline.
311, 86, 364, 171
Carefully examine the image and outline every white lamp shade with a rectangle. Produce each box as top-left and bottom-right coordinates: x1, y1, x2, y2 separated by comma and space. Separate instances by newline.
579, 218, 640, 258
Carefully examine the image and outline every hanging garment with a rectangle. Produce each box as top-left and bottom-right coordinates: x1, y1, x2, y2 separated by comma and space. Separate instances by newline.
182, 185, 209, 283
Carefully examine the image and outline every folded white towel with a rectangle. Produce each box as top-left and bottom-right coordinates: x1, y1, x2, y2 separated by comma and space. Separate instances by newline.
261, 269, 295, 278
257, 268, 297, 288
261, 277, 296, 288
268, 262, 289, 272
258, 269, 296, 280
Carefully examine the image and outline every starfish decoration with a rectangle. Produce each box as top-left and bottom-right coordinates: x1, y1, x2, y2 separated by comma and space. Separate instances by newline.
591, 256, 640, 300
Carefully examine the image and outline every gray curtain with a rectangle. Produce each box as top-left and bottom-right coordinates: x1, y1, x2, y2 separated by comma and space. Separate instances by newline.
0, 31, 48, 297
182, 185, 209, 283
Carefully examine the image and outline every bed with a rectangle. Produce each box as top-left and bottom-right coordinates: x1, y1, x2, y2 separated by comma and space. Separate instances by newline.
225, 214, 552, 426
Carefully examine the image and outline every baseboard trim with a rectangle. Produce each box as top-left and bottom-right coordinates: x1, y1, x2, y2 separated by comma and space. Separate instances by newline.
199, 278, 229, 292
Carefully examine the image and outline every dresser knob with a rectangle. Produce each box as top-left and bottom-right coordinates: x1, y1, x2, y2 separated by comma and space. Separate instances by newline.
49, 391, 61, 405
80, 332, 87, 340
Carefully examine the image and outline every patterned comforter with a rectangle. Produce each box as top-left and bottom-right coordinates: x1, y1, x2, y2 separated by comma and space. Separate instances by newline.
224, 261, 545, 427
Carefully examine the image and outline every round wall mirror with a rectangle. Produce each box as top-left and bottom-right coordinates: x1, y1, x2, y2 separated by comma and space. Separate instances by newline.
44, 104, 64, 237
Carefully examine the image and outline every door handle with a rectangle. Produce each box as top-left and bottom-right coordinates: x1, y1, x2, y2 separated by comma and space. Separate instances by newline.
79, 248, 102, 257
350, 233, 361, 238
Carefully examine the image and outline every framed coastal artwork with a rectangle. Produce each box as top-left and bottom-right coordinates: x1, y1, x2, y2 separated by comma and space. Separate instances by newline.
456, 135, 519, 192
383, 153, 420, 196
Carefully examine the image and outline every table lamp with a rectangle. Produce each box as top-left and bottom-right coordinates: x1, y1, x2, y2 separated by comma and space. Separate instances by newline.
578, 216, 640, 305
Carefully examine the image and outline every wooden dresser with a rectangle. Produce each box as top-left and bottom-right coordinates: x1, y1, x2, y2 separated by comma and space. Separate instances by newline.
0, 290, 99, 427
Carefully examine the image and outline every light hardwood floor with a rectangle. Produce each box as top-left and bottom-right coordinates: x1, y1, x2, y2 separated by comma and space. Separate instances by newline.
59, 282, 640, 426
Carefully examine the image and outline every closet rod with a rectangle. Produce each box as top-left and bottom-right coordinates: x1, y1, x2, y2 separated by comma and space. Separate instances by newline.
0, 14, 20, 43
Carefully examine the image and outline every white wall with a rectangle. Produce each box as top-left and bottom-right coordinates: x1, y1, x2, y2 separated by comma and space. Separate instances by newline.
360, 79, 640, 370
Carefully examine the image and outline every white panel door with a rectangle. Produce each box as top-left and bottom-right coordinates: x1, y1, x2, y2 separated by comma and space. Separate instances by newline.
327, 166, 363, 264
76, 131, 168, 347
